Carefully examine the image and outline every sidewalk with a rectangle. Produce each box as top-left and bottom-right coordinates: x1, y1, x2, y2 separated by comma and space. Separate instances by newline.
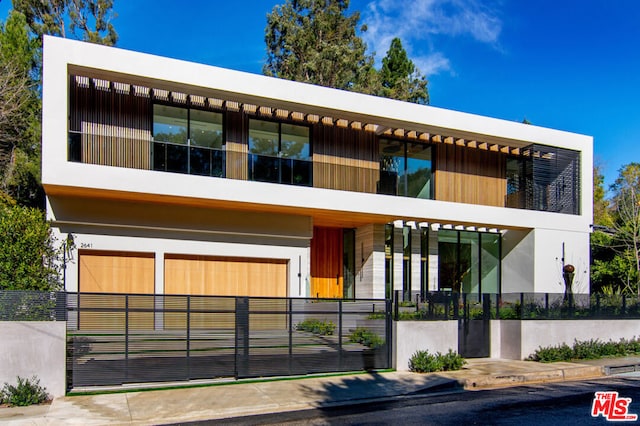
1, 357, 637, 425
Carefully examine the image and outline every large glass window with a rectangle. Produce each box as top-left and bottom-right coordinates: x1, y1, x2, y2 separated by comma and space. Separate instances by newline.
420, 227, 429, 298
402, 225, 411, 301
438, 230, 501, 296
379, 139, 432, 198
384, 224, 394, 300
153, 104, 224, 177
506, 144, 580, 215
343, 229, 355, 299
153, 105, 187, 145
248, 119, 311, 186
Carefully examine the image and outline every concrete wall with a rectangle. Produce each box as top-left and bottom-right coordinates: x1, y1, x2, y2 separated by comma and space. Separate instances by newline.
0, 322, 66, 398
393, 321, 458, 371
498, 320, 640, 360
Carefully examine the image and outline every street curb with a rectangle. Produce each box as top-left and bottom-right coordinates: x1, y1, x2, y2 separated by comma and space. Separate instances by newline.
462, 365, 604, 389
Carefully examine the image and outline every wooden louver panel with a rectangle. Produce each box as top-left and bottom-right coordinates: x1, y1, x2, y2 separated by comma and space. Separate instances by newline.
434, 144, 507, 207
313, 125, 378, 193
70, 76, 152, 170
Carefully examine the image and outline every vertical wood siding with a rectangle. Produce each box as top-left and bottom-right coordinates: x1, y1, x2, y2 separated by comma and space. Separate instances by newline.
312, 125, 378, 193
434, 144, 507, 207
225, 110, 248, 180
70, 76, 152, 169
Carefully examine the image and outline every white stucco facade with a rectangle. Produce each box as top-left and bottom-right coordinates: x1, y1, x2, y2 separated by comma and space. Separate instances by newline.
41, 36, 594, 298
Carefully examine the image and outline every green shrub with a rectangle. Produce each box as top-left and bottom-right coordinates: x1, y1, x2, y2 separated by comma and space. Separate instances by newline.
528, 337, 640, 362
409, 349, 466, 373
1, 376, 49, 406
366, 312, 386, 320
295, 318, 336, 335
349, 327, 385, 349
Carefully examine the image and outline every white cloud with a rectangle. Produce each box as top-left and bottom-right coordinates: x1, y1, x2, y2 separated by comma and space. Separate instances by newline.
361, 0, 502, 75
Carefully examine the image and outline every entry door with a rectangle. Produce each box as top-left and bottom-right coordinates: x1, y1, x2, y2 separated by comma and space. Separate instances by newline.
310, 227, 343, 298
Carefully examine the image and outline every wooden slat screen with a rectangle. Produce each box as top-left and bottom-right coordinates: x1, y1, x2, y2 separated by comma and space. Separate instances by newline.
434, 144, 506, 207
310, 227, 344, 298
70, 75, 152, 170
313, 125, 378, 193
225, 111, 248, 180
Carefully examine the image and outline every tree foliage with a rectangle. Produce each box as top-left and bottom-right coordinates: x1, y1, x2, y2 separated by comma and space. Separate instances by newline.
264, 0, 374, 92
591, 163, 640, 295
0, 10, 43, 208
264, 0, 429, 103
379, 37, 429, 104
13, 0, 117, 45
0, 200, 60, 290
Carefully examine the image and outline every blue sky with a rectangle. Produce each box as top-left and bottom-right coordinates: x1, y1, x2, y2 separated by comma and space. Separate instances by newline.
1, 0, 638, 189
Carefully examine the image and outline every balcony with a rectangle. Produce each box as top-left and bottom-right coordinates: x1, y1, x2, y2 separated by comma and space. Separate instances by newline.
68, 131, 224, 178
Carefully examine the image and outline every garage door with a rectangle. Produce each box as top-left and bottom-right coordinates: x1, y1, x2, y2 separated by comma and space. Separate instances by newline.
164, 255, 288, 329
164, 255, 288, 297
78, 250, 155, 330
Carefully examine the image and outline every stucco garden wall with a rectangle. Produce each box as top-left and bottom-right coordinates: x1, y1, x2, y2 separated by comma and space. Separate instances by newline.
393, 321, 458, 371
498, 320, 640, 360
0, 322, 67, 398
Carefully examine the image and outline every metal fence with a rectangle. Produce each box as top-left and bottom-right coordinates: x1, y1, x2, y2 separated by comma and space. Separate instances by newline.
65, 292, 391, 389
393, 291, 640, 321
0, 291, 66, 321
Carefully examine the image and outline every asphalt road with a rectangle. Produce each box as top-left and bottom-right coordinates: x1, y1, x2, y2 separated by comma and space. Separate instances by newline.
197, 376, 640, 425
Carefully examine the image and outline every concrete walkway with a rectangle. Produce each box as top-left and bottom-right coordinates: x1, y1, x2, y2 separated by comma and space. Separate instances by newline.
1, 357, 637, 425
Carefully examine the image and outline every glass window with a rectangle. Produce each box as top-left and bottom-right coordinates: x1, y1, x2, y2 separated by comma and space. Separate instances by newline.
420, 227, 429, 298
153, 105, 187, 144
405, 143, 432, 199
281, 123, 310, 160
249, 120, 279, 156
343, 229, 355, 299
384, 224, 394, 300
480, 233, 501, 294
379, 139, 404, 195
402, 225, 411, 301
438, 230, 501, 295
459, 231, 480, 295
379, 139, 432, 198
438, 230, 459, 292
190, 109, 223, 148
248, 119, 312, 186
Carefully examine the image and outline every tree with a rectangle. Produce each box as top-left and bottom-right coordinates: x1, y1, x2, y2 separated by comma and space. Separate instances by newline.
264, 0, 377, 93
13, 0, 117, 45
0, 198, 60, 290
591, 163, 640, 296
0, 11, 43, 209
379, 37, 429, 104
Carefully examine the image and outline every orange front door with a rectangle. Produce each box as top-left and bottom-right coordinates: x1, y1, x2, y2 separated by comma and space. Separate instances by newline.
310, 227, 343, 298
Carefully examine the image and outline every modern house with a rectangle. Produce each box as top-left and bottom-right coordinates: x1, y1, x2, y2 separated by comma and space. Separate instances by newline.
42, 36, 593, 303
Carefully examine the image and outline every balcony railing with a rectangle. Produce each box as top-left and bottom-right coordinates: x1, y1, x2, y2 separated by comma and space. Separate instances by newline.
248, 153, 312, 186
68, 132, 225, 178
152, 141, 224, 177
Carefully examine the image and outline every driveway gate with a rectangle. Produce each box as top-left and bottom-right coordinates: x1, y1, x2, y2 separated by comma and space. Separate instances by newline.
65, 293, 391, 389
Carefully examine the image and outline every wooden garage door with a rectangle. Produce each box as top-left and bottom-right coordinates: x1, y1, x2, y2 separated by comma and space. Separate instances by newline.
78, 250, 155, 330
164, 255, 288, 329
164, 255, 288, 297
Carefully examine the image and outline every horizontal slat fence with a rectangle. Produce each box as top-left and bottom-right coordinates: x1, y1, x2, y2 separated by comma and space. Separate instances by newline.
65, 293, 391, 389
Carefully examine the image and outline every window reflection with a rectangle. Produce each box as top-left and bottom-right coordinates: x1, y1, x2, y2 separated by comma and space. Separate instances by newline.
248, 119, 312, 186
379, 139, 432, 198
152, 104, 224, 177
